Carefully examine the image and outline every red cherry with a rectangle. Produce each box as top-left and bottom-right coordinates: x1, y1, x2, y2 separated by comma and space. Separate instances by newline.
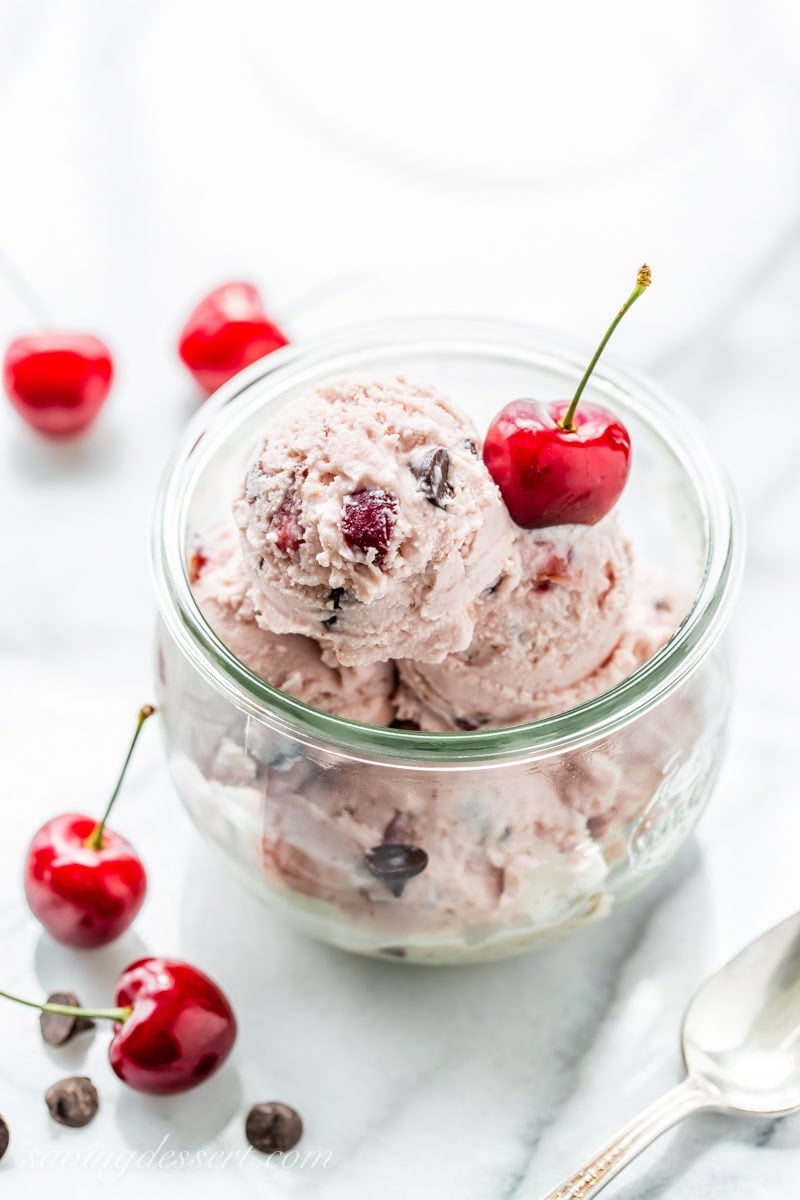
483, 399, 631, 528
24, 814, 147, 949
341, 488, 399, 565
23, 705, 155, 948
0, 957, 237, 1096
178, 282, 289, 396
271, 492, 304, 555
484, 265, 651, 529
109, 958, 237, 1094
3, 334, 113, 437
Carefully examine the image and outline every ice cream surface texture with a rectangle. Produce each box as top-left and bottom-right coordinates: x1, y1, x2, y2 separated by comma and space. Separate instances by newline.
233, 376, 517, 666
192, 525, 395, 726
396, 517, 637, 730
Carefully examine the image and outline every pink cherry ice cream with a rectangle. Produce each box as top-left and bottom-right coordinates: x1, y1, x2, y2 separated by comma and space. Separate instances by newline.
232, 376, 517, 666
192, 525, 395, 725
396, 517, 635, 730
178, 370, 712, 961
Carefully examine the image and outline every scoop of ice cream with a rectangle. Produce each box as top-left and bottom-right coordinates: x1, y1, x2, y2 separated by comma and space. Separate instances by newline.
191, 526, 396, 725
233, 376, 517, 667
396, 517, 636, 730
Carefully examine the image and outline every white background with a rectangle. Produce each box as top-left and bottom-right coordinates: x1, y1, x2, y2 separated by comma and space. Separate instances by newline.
1, 2, 800, 1197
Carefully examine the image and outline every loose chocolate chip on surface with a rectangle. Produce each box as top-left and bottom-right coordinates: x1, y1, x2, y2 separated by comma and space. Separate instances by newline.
411, 447, 454, 508
0, 1115, 9, 1161
245, 1102, 303, 1154
45, 1076, 99, 1128
40, 992, 96, 1047
366, 843, 429, 898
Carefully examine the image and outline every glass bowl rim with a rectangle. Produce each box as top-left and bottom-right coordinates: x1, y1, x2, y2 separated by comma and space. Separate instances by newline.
152, 316, 743, 764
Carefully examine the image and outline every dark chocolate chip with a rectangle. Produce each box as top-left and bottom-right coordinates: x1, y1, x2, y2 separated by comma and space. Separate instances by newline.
411, 447, 454, 508
245, 1102, 303, 1154
322, 614, 338, 630
380, 946, 407, 958
0, 1115, 8, 1161
258, 556, 265, 570
365, 843, 429, 898
44, 1077, 99, 1128
40, 992, 95, 1047
390, 718, 421, 731
481, 576, 504, 598
654, 598, 669, 611
463, 438, 479, 456
328, 587, 346, 610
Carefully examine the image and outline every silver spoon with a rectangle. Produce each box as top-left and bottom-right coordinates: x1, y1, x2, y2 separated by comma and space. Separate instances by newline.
539, 910, 800, 1199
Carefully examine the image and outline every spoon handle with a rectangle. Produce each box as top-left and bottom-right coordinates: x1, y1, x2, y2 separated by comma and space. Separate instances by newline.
538, 1076, 714, 1199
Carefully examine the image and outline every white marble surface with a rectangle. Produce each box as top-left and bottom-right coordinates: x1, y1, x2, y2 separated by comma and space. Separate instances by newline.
2, 2, 800, 1196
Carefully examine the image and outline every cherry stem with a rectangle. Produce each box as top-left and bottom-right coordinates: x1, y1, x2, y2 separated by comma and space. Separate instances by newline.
0, 988, 131, 1024
560, 264, 652, 431
86, 705, 156, 850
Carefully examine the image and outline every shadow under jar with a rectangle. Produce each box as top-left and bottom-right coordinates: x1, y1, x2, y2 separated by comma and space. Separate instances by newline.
152, 319, 742, 964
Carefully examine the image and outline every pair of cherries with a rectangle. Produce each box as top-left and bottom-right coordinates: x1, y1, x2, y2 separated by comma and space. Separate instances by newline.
3, 706, 237, 1096
3, 282, 288, 437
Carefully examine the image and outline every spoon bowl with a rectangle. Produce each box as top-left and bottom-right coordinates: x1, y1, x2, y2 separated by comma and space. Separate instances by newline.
683, 909, 800, 1115
541, 910, 800, 1199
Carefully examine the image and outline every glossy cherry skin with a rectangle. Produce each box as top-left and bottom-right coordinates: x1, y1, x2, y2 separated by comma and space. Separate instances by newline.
178, 282, 288, 395
24, 814, 146, 948
483, 398, 632, 528
109, 957, 237, 1095
3, 334, 113, 437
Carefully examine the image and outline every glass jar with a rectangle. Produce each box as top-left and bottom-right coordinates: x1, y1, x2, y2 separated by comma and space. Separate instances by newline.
152, 319, 742, 964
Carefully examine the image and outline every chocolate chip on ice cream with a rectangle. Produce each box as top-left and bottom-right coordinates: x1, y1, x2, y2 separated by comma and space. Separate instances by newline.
366, 843, 429, 897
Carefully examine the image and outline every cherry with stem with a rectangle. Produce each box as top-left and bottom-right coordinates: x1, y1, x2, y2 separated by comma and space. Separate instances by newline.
0, 956, 237, 1095
560, 264, 652, 431
483, 264, 652, 529
24, 705, 156, 948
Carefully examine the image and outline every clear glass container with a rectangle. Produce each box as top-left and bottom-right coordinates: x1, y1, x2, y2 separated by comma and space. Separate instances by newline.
152, 319, 742, 964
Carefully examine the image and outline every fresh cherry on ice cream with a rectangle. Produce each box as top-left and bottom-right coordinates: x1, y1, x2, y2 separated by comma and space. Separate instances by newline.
3, 334, 113, 437
24, 706, 155, 948
0, 957, 237, 1095
483, 265, 651, 529
178, 281, 289, 396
